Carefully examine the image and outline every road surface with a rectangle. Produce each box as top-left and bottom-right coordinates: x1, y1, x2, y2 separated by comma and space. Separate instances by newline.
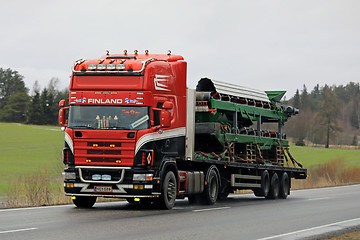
0, 184, 360, 240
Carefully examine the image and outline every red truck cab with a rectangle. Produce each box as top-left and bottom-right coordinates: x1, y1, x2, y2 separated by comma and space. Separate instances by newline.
60, 52, 187, 208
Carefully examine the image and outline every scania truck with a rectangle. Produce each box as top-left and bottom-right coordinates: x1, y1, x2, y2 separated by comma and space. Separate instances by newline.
59, 50, 307, 209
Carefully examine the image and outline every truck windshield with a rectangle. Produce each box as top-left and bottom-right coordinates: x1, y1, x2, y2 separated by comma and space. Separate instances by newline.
68, 105, 150, 130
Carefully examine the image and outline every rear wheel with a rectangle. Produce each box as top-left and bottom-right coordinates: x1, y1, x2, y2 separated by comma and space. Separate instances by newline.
202, 166, 219, 205
72, 196, 97, 208
159, 171, 177, 209
266, 173, 280, 199
279, 172, 290, 199
254, 170, 270, 197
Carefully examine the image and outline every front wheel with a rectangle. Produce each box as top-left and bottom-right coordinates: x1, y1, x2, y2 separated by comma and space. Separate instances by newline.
72, 196, 97, 208
159, 171, 177, 209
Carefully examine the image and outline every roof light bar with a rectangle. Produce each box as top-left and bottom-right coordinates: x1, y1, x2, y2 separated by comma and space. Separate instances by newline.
97, 64, 107, 70
88, 64, 97, 70
115, 64, 126, 70
107, 64, 116, 70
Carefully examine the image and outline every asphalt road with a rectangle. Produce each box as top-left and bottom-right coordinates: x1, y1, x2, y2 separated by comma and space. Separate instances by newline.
1, 184, 360, 240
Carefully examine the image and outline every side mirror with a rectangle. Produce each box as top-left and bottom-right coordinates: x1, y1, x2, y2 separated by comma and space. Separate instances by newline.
59, 99, 66, 108
59, 108, 67, 127
160, 109, 171, 128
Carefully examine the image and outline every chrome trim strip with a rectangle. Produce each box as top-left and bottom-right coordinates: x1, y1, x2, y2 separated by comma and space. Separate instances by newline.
76, 166, 128, 184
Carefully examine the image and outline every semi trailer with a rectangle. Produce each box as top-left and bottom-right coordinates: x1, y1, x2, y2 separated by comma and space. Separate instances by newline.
59, 50, 307, 209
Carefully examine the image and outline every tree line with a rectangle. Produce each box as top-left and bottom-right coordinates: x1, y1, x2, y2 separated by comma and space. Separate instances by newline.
284, 83, 360, 147
1, 67, 359, 147
0, 68, 68, 125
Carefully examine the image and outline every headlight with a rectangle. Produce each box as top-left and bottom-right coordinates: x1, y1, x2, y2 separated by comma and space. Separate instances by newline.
133, 173, 153, 181
65, 172, 76, 180
133, 174, 146, 181
92, 174, 101, 181
102, 174, 111, 181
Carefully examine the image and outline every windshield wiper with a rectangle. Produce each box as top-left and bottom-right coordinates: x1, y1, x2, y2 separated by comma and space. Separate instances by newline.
109, 126, 129, 130
70, 125, 95, 129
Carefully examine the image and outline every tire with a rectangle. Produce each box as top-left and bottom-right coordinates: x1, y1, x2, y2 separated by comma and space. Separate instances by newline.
72, 196, 97, 208
254, 170, 270, 197
203, 166, 219, 205
266, 173, 280, 199
159, 171, 177, 209
279, 172, 290, 199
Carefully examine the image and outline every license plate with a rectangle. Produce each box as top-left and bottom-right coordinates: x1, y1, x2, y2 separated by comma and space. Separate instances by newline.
94, 186, 112, 193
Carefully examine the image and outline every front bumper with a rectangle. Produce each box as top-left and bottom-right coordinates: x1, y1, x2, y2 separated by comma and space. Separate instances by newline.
64, 166, 161, 198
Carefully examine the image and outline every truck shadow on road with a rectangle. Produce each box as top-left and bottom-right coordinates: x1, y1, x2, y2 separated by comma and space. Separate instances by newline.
68, 194, 302, 213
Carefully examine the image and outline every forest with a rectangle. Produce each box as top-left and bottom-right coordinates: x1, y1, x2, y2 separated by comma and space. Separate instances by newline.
0, 68, 68, 125
0, 67, 359, 147
284, 82, 360, 147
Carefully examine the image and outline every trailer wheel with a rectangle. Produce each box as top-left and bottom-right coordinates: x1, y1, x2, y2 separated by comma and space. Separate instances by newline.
72, 196, 97, 208
254, 170, 270, 197
159, 171, 177, 209
279, 172, 290, 199
266, 173, 280, 199
203, 166, 219, 205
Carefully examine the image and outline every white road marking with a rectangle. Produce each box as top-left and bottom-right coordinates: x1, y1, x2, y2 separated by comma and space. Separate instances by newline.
258, 217, 360, 240
0, 205, 70, 212
0, 227, 38, 234
307, 197, 330, 201
0, 201, 128, 213
193, 207, 230, 212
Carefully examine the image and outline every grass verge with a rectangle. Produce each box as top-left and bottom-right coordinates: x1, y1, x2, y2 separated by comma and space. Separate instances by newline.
3, 166, 71, 208
292, 158, 360, 189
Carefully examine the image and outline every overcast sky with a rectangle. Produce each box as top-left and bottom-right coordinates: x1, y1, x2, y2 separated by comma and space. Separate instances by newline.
1, 0, 360, 98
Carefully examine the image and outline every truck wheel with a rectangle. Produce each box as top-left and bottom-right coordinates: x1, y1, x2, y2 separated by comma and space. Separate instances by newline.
159, 171, 177, 209
279, 172, 290, 199
254, 170, 270, 197
266, 173, 280, 199
72, 196, 97, 208
203, 166, 219, 205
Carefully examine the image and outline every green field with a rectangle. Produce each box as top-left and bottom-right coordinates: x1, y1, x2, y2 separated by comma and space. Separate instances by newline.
1, 123, 360, 197
290, 145, 360, 168
0, 123, 64, 195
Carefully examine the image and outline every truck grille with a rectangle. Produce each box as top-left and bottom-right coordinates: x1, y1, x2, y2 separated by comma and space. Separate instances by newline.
74, 139, 135, 166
